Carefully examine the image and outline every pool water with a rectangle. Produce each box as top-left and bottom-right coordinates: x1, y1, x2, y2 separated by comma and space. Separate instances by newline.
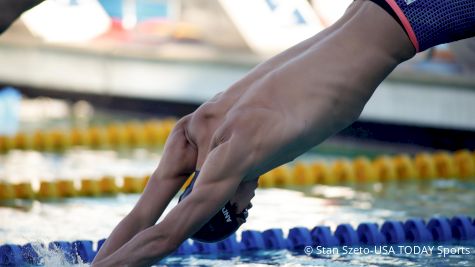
161, 245, 475, 266
1, 150, 475, 266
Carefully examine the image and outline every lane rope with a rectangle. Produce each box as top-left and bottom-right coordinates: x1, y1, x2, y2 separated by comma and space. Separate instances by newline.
0, 119, 177, 153
1, 215, 474, 265
2, 150, 475, 201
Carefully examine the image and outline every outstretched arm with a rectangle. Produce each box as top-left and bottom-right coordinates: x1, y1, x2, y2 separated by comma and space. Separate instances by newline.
93, 117, 198, 263
95, 1, 417, 265
92, 135, 247, 267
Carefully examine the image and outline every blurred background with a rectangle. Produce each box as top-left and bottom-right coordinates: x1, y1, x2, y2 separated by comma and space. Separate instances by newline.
1, 0, 475, 147
1, 0, 474, 150
1, 2, 475, 263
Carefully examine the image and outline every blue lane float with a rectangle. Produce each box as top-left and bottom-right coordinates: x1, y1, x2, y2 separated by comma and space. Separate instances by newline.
1, 215, 474, 265
427, 216, 452, 242
212, 234, 241, 255
21, 243, 43, 265
311, 226, 339, 247
241, 230, 265, 251
451, 215, 475, 240
381, 220, 405, 244
357, 223, 386, 245
0, 244, 24, 266
48, 241, 75, 263
335, 224, 359, 246
404, 218, 433, 243
262, 228, 287, 249
287, 227, 313, 249
71, 240, 96, 263
191, 241, 218, 254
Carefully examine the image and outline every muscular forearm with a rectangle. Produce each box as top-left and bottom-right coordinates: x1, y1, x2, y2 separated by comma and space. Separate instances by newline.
95, 2, 417, 265
93, 176, 187, 263
92, 213, 149, 263
93, 225, 174, 267
94, 124, 195, 263
94, 158, 242, 267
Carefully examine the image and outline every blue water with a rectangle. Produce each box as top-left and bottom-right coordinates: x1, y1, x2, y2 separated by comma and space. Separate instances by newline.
1, 150, 475, 266
161, 246, 475, 266
2, 182, 475, 266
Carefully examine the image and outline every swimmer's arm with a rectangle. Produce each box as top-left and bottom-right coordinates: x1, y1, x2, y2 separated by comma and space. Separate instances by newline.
0, 0, 43, 34
92, 175, 188, 264
92, 142, 242, 267
93, 119, 197, 263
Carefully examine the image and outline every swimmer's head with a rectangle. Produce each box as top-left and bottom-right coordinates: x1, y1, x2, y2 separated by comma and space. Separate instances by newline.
178, 171, 256, 243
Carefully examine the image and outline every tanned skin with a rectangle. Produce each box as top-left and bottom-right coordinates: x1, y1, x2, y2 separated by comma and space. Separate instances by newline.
0, 1, 415, 266
92, 1, 415, 266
